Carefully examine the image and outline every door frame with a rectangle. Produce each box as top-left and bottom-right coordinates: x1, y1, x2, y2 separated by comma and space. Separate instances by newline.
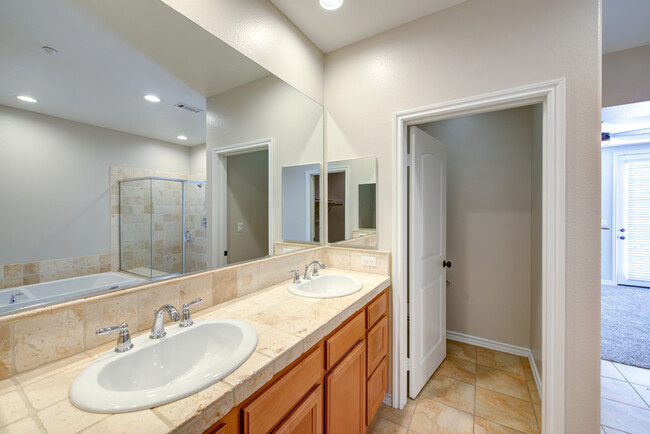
325, 166, 350, 243
305, 167, 321, 242
211, 138, 274, 267
392, 79, 566, 433
613, 149, 650, 287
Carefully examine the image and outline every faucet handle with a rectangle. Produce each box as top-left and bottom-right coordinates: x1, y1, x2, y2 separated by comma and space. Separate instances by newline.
96, 322, 133, 353
180, 298, 203, 327
290, 269, 301, 284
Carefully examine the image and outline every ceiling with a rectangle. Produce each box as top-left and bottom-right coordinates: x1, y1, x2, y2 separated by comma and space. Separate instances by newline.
0, 0, 268, 146
270, 0, 466, 53
603, 0, 650, 54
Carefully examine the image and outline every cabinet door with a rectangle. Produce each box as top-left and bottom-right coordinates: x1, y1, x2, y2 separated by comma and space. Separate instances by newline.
274, 385, 323, 434
325, 341, 366, 434
366, 357, 388, 425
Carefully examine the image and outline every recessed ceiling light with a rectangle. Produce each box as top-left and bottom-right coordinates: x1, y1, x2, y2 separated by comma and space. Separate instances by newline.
177, 135, 188, 141
320, 0, 343, 10
42, 46, 58, 55
144, 95, 161, 103
17, 95, 38, 103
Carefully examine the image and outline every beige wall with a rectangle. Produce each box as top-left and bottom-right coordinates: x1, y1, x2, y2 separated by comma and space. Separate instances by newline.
227, 151, 269, 263
324, 0, 601, 430
0, 105, 192, 265
420, 106, 538, 349
603, 44, 650, 107
162, 0, 324, 104
207, 75, 323, 249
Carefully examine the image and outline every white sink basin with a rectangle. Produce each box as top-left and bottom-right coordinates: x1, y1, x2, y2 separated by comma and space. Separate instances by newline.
288, 274, 363, 298
70, 319, 257, 413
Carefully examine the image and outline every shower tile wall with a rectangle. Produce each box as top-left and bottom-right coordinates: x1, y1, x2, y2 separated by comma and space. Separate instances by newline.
112, 167, 207, 278
119, 179, 153, 275
152, 179, 183, 275
184, 183, 207, 273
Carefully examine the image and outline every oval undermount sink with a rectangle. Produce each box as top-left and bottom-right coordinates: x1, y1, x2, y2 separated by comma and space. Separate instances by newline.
288, 273, 363, 298
70, 319, 257, 413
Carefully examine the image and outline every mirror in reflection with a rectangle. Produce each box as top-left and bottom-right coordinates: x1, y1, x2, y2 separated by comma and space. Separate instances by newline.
0, 0, 323, 315
326, 157, 377, 248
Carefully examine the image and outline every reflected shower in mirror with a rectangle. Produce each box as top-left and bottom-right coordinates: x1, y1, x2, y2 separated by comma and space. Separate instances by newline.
327, 157, 377, 248
0, 0, 323, 316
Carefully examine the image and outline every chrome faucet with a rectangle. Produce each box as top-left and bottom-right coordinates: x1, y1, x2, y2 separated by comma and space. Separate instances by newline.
179, 298, 203, 327
97, 322, 133, 352
289, 269, 301, 284
9, 292, 24, 304
304, 260, 326, 280
150, 304, 180, 339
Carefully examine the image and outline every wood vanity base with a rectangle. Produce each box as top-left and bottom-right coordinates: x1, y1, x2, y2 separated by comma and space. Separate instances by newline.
204, 288, 389, 434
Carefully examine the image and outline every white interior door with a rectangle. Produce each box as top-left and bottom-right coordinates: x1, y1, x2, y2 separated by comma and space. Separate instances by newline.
408, 126, 447, 398
617, 153, 650, 288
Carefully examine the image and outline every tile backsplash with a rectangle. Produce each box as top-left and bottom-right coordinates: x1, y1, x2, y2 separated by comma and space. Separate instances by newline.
1, 254, 112, 289
0, 246, 390, 379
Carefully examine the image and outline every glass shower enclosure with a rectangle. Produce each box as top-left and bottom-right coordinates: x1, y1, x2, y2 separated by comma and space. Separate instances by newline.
119, 177, 207, 279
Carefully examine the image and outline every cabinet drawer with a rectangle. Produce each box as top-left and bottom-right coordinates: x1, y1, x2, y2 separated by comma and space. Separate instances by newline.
366, 357, 388, 426
273, 384, 322, 434
325, 311, 365, 370
243, 345, 324, 434
366, 291, 387, 328
366, 316, 388, 376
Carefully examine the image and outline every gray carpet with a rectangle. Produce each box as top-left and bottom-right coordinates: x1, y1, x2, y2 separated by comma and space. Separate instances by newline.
601, 284, 650, 369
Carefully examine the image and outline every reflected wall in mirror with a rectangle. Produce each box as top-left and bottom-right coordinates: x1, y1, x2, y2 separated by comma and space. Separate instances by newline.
281, 163, 322, 246
0, 0, 323, 315
326, 157, 378, 248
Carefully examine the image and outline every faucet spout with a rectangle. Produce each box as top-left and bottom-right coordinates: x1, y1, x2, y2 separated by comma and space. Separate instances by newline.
304, 260, 326, 280
150, 304, 180, 339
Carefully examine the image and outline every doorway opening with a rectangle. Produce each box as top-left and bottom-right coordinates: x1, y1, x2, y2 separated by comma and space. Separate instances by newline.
211, 140, 273, 266
600, 101, 650, 372
392, 80, 566, 433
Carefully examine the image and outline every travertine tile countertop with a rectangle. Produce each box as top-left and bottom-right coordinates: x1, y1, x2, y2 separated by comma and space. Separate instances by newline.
0, 269, 389, 433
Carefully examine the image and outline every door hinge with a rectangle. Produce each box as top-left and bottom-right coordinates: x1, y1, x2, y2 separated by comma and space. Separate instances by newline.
406, 358, 412, 371
406, 154, 412, 166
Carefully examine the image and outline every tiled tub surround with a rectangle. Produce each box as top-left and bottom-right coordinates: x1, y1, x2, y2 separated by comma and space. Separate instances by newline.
0, 245, 390, 379
0, 268, 389, 433
0, 254, 112, 290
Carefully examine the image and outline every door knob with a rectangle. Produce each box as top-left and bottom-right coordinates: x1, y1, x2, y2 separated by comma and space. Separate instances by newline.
620, 236, 626, 240
443, 260, 452, 268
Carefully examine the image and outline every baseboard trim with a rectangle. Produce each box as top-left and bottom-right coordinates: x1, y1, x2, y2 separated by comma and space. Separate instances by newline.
382, 393, 392, 406
446, 331, 542, 398
601, 279, 615, 286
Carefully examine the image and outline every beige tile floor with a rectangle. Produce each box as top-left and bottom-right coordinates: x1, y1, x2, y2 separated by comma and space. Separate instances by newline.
600, 359, 650, 433
368, 340, 542, 433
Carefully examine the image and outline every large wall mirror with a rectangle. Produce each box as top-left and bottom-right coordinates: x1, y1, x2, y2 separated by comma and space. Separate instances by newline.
0, 0, 323, 315
326, 157, 377, 249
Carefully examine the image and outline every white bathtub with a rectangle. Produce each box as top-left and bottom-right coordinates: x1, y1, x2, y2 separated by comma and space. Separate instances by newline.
0, 272, 145, 315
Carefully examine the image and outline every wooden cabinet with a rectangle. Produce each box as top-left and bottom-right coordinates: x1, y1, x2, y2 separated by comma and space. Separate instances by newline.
207, 288, 389, 434
274, 385, 323, 434
242, 345, 324, 434
325, 311, 365, 370
366, 316, 388, 375
366, 357, 388, 425
325, 341, 366, 434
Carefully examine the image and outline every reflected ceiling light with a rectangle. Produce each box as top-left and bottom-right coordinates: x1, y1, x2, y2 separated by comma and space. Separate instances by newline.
320, 0, 343, 11
144, 94, 161, 103
17, 95, 38, 103
177, 135, 188, 141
